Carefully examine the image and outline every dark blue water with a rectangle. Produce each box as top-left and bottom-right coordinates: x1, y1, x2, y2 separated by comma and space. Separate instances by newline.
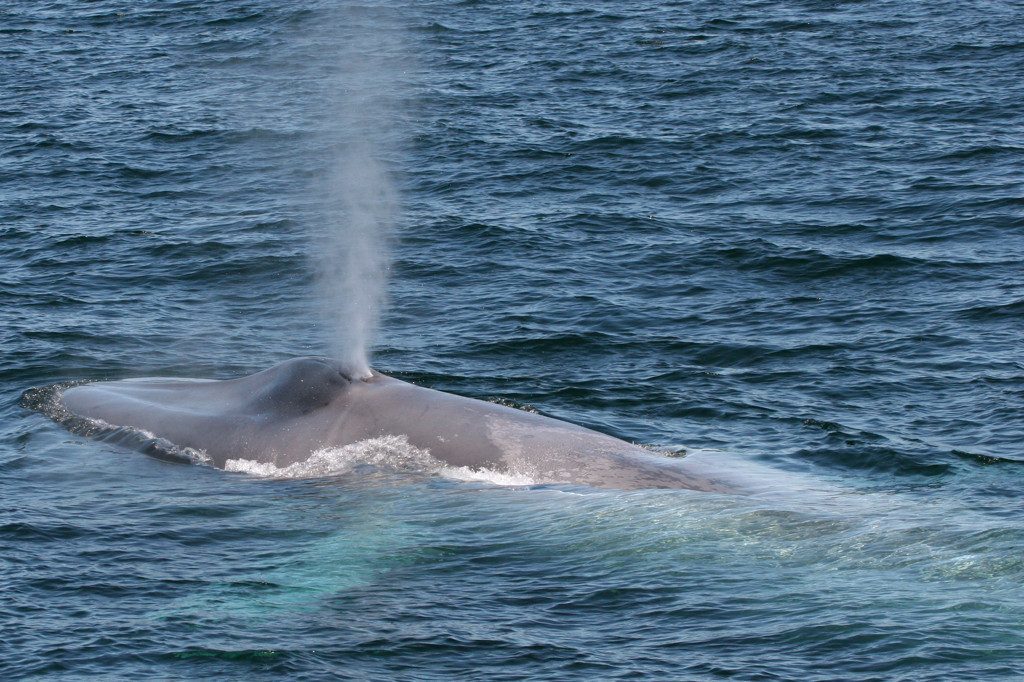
3, 1, 1023, 678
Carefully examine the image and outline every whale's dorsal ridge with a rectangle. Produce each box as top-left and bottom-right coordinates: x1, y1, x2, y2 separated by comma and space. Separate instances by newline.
243, 356, 355, 417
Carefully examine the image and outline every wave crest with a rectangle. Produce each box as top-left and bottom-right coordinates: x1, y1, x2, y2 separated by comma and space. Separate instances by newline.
225, 435, 536, 487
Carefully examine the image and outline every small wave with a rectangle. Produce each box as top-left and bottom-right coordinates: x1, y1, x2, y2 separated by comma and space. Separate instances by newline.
202, 10, 266, 27
958, 298, 1024, 320
950, 449, 1024, 466
225, 435, 536, 487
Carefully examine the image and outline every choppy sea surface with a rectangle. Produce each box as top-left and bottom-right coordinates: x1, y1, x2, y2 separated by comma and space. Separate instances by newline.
3, 0, 1023, 678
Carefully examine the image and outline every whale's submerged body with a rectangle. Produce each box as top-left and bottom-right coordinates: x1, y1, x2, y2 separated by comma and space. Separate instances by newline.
55, 357, 732, 491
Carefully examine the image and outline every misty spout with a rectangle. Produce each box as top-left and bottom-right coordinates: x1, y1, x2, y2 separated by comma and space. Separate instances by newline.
318, 145, 397, 379
311, 7, 407, 378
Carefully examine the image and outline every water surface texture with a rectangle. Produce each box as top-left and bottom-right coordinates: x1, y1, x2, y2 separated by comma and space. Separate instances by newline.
3, 1, 1023, 679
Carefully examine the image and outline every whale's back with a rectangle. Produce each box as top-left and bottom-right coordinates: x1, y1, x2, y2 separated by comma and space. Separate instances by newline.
56, 357, 735, 491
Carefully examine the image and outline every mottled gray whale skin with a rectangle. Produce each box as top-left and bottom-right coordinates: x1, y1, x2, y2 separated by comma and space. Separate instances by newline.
60, 357, 729, 491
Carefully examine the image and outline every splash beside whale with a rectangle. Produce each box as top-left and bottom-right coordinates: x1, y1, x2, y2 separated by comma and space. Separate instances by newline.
51, 357, 733, 491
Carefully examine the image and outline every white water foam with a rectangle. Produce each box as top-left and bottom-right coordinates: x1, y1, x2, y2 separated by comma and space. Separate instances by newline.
224, 434, 536, 487
88, 418, 214, 466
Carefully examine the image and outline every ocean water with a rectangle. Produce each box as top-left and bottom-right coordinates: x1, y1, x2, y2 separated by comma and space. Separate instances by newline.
3, 0, 1023, 678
